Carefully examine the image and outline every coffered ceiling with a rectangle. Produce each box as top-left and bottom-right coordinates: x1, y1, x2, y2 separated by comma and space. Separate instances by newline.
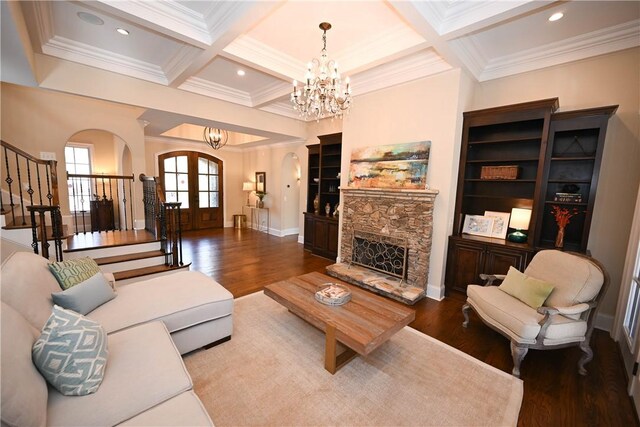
2, 0, 639, 145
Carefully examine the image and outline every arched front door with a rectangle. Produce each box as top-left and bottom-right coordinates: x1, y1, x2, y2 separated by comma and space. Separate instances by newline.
158, 151, 223, 230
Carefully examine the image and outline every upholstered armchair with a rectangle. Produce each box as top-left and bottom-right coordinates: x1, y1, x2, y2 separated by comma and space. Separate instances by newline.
462, 250, 609, 378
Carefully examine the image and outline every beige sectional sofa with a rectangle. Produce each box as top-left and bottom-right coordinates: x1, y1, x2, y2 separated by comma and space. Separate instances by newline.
1, 251, 234, 426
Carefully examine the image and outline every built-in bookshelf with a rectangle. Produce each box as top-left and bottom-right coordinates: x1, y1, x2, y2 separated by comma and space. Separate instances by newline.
303, 133, 342, 260
446, 99, 617, 293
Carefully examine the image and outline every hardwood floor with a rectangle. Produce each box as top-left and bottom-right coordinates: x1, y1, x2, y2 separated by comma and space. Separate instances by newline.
181, 228, 638, 426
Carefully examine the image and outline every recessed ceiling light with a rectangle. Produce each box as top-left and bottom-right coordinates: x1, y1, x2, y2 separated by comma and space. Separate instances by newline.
237, 70, 246, 76
116, 28, 130, 36
77, 12, 104, 26
549, 12, 564, 22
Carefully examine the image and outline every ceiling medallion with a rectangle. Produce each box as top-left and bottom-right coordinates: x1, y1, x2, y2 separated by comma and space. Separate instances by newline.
291, 22, 352, 121
203, 127, 228, 150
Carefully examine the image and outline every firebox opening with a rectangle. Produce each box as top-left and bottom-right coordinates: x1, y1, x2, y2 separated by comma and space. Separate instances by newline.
351, 230, 408, 280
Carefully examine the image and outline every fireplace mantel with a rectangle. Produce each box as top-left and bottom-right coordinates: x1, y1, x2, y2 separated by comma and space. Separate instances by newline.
341, 187, 439, 199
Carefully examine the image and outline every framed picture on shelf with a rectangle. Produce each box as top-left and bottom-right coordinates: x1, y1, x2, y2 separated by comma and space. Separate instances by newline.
484, 210, 511, 239
462, 215, 495, 237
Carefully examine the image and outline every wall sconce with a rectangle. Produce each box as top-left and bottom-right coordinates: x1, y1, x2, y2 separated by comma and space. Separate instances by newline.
507, 208, 532, 243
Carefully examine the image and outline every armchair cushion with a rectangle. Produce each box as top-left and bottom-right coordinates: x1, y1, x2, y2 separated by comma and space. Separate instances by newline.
467, 285, 588, 345
524, 250, 604, 307
498, 266, 554, 308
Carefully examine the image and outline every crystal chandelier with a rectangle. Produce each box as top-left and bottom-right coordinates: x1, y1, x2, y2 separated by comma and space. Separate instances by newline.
203, 127, 228, 150
291, 22, 352, 121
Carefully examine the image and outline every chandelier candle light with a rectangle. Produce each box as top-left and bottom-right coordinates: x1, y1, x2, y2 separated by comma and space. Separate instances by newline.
291, 22, 352, 121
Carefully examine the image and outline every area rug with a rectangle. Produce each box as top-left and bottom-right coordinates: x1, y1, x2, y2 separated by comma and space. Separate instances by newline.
184, 292, 523, 426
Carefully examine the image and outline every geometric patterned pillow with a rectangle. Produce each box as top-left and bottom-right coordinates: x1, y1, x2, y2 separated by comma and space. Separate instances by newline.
32, 305, 108, 396
48, 257, 101, 290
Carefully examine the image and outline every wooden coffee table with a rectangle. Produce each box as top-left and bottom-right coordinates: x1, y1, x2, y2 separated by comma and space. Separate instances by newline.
264, 272, 415, 374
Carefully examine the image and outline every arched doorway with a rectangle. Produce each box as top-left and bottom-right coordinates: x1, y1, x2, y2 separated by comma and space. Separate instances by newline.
158, 151, 224, 231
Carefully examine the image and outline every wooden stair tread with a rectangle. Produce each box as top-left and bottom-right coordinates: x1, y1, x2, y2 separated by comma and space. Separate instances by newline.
113, 263, 190, 281
95, 250, 165, 265
65, 230, 160, 252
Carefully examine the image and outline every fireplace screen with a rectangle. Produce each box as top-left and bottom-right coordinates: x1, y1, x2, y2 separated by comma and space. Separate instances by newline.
351, 230, 408, 280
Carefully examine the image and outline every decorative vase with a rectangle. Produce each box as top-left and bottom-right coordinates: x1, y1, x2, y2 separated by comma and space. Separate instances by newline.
313, 194, 320, 214
325, 202, 331, 216
555, 225, 565, 248
258, 199, 264, 209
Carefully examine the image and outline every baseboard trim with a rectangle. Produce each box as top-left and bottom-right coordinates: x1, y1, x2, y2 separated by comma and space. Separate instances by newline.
280, 227, 299, 237
298, 235, 304, 244
595, 312, 614, 332
426, 283, 445, 301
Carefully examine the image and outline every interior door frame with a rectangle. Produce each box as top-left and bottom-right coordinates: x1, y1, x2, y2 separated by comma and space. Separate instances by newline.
613, 184, 640, 413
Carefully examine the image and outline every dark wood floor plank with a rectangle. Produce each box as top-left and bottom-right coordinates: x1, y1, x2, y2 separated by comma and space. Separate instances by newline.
180, 228, 638, 426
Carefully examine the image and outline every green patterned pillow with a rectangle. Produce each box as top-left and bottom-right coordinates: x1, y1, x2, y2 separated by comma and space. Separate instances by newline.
32, 305, 108, 396
49, 257, 101, 290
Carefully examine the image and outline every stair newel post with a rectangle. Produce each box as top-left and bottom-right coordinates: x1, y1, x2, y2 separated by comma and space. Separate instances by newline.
128, 175, 134, 231
160, 203, 169, 265
52, 206, 64, 262
177, 203, 183, 266
27, 206, 50, 259
70, 174, 79, 234
79, 177, 87, 233
28, 206, 39, 255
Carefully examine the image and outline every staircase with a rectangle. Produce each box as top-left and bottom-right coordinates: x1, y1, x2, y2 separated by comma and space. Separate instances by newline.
63, 230, 190, 286
1, 140, 189, 286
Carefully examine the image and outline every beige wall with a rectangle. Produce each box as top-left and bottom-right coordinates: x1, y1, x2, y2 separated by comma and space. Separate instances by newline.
0, 83, 146, 226
340, 69, 476, 299
242, 142, 307, 235
144, 138, 245, 227
473, 47, 640, 321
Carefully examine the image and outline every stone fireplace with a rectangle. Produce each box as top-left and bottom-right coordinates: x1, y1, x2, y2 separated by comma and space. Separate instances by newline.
327, 187, 438, 304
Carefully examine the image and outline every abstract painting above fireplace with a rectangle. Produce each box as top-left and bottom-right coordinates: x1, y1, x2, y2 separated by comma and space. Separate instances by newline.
348, 141, 431, 189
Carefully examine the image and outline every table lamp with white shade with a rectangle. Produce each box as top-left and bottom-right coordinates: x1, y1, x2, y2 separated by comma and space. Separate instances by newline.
243, 181, 254, 206
507, 208, 532, 243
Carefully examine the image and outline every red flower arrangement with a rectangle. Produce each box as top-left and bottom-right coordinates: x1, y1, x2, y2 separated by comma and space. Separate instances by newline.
550, 205, 580, 228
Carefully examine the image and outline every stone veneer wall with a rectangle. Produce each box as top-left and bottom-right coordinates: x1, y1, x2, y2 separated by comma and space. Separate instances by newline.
340, 188, 438, 290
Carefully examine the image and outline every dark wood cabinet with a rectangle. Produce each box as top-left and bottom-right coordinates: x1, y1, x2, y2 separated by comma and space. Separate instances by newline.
303, 132, 342, 260
445, 99, 616, 293
304, 213, 339, 260
446, 235, 534, 293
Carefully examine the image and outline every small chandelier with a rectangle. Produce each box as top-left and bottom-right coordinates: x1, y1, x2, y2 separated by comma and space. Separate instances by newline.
203, 127, 228, 150
291, 22, 352, 121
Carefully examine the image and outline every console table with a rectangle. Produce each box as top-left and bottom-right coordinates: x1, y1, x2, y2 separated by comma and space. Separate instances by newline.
242, 206, 270, 235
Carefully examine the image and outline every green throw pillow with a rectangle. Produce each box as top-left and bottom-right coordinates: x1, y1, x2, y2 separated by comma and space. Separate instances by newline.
498, 266, 555, 309
49, 257, 101, 290
32, 305, 108, 396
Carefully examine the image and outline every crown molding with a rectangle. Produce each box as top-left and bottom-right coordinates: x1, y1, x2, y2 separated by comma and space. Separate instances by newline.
411, 0, 541, 38
336, 23, 425, 73
96, 0, 210, 48
478, 19, 640, 81
144, 135, 243, 152
179, 77, 252, 106
223, 35, 302, 81
352, 50, 453, 96
28, 0, 54, 49
259, 102, 305, 121
448, 37, 487, 81
42, 36, 167, 85
203, 1, 252, 43
251, 80, 291, 108
163, 45, 202, 83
